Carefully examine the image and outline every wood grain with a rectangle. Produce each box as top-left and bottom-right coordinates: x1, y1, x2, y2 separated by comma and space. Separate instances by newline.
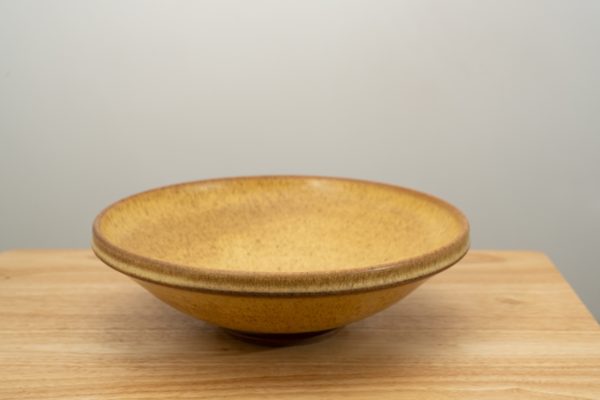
1, 250, 598, 399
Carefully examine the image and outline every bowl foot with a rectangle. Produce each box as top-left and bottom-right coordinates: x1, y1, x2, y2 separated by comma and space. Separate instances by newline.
222, 327, 341, 346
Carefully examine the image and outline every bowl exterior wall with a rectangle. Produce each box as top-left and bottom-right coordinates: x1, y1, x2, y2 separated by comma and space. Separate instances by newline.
133, 278, 425, 333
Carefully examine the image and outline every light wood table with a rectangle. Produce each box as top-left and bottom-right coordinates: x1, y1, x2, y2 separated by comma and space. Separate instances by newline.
1, 250, 598, 399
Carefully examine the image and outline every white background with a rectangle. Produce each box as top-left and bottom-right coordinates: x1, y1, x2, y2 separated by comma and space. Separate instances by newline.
1, 1, 599, 318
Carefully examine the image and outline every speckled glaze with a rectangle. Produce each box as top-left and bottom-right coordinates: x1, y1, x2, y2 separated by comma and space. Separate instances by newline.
92, 176, 469, 337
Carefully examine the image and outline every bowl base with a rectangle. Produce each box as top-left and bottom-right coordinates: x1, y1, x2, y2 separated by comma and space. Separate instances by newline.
222, 327, 341, 346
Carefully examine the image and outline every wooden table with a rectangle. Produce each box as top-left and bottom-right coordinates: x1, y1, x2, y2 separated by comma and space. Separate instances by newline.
1, 250, 598, 399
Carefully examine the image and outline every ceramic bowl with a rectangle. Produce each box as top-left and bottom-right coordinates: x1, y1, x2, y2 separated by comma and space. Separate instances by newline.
92, 176, 469, 344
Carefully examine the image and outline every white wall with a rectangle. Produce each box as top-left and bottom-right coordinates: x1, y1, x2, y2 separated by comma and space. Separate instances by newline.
1, 1, 599, 318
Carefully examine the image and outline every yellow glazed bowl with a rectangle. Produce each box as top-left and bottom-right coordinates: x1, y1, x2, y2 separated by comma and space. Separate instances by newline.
92, 176, 469, 343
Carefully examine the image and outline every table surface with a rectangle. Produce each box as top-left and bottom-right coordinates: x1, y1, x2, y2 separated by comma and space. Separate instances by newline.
1, 250, 598, 399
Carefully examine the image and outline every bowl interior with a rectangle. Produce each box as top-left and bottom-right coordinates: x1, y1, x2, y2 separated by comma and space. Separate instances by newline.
95, 177, 467, 274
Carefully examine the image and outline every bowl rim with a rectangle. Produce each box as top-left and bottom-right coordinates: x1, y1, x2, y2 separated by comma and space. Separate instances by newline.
92, 175, 470, 296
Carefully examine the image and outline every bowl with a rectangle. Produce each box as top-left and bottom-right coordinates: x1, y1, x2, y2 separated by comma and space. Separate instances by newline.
92, 176, 469, 344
